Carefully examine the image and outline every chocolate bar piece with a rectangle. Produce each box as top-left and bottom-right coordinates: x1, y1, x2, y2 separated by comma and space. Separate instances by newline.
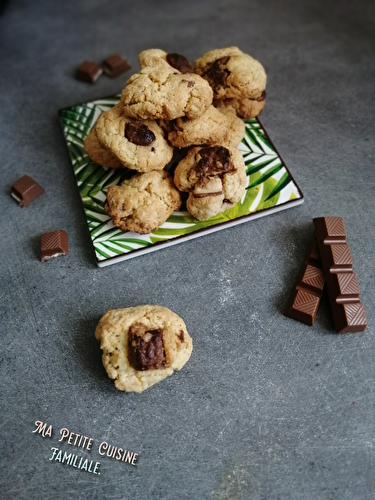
313, 217, 366, 333
11, 175, 44, 208
284, 235, 325, 326
103, 54, 130, 78
76, 60, 103, 83
41, 230, 68, 262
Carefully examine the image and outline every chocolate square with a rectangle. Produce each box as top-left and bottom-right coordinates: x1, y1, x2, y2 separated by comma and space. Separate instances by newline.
41, 230, 69, 262
103, 54, 130, 78
76, 60, 103, 83
11, 175, 44, 208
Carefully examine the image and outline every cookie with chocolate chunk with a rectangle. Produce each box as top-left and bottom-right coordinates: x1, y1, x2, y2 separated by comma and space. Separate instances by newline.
95, 103, 173, 172
167, 105, 245, 148
174, 145, 247, 221
121, 60, 213, 121
194, 47, 266, 116
83, 127, 123, 168
104, 170, 181, 234
95, 305, 193, 393
139, 49, 194, 74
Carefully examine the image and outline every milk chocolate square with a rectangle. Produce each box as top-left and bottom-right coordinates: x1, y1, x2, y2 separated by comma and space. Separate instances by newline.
41, 230, 69, 262
76, 60, 103, 83
103, 54, 131, 78
11, 175, 44, 208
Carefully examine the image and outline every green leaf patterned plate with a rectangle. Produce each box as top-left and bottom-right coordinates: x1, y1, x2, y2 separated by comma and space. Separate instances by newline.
59, 95, 304, 267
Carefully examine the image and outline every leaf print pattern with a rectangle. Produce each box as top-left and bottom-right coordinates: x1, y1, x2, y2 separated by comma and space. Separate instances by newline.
59, 96, 303, 265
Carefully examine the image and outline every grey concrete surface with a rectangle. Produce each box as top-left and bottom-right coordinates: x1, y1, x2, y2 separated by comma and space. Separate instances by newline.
1, 0, 374, 499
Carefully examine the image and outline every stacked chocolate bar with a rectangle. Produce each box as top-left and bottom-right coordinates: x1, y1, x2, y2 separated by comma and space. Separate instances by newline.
284, 216, 367, 333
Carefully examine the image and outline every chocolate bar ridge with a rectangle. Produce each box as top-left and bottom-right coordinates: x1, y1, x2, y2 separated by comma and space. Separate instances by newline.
313, 217, 366, 333
284, 234, 325, 326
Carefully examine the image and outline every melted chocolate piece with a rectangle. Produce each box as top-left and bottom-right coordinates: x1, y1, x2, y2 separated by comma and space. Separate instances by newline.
125, 121, 155, 146
205, 56, 230, 87
257, 90, 266, 102
166, 53, 194, 74
128, 323, 166, 370
195, 146, 234, 178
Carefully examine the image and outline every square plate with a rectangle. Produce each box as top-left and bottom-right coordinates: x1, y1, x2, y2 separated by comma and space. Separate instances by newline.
59, 95, 304, 267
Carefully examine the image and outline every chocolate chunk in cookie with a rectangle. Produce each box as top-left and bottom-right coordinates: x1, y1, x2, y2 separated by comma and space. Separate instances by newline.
195, 47, 266, 105
195, 146, 235, 177
128, 323, 166, 370
204, 56, 231, 89
125, 121, 156, 146
174, 145, 247, 220
95, 305, 193, 393
95, 103, 173, 172
166, 53, 194, 74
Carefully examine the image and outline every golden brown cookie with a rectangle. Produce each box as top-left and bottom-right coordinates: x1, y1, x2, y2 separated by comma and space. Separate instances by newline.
167, 105, 245, 148
83, 127, 123, 168
104, 170, 181, 234
121, 62, 213, 121
174, 145, 247, 220
214, 93, 266, 119
95, 103, 173, 172
194, 47, 266, 104
95, 305, 193, 393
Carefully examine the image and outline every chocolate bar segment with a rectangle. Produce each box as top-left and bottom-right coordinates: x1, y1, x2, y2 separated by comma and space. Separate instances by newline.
103, 54, 130, 78
284, 235, 325, 326
313, 217, 366, 333
76, 60, 103, 83
11, 175, 44, 208
41, 230, 68, 262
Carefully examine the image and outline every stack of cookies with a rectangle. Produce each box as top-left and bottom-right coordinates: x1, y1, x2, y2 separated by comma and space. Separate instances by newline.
84, 47, 267, 233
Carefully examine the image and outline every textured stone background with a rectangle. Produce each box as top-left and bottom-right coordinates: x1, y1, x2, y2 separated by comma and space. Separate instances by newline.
0, 0, 374, 498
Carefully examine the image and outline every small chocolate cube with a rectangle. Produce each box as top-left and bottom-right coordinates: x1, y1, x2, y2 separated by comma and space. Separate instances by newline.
11, 175, 44, 208
40, 230, 69, 262
76, 60, 103, 83
103, 54, 131, 78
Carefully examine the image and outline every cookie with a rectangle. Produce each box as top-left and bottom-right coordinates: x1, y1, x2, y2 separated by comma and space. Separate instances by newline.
121, 62, 213, 121
214, 93, 266, 119
167, 105, 245, 148
95, 103, 173, 172
104, 170, 181, 234
95, 305, 193, 393
194, 47, 266, 103
174, 145, 247, 220
83, 127, 123, 168
139, 49, 194, 74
